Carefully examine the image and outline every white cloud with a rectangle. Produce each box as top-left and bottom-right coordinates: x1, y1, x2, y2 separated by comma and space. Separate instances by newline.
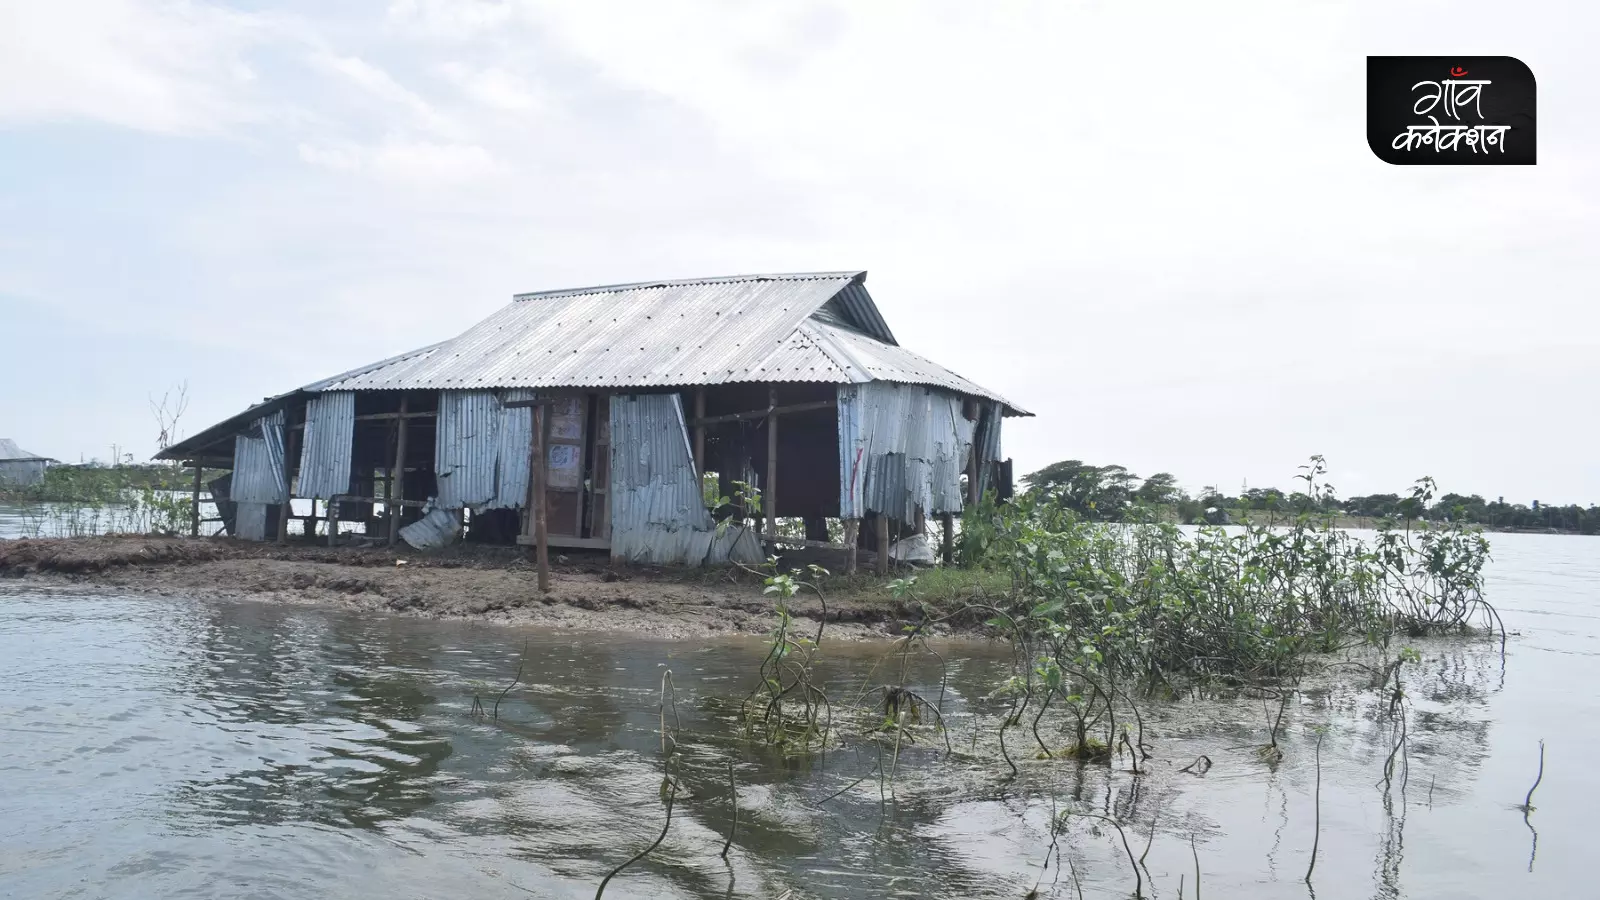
0, 0, 266, 134
3, 0, 1599, 502
437, 63, 544, 112
299, 138, 502, 182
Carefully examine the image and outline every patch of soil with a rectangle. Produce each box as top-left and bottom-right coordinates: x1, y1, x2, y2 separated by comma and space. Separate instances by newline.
0, 536, 930, 639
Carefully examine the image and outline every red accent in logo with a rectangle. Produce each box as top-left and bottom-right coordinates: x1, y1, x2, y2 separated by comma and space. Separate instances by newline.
1450, 66, 1469, 77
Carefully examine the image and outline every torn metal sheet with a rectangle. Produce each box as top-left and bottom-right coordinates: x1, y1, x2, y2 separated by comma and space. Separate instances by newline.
231, 410, 286, 505
838, 382, 977, 520
401, 506, 461, 550
297, 391, 355, 499
609, 392, 760, 566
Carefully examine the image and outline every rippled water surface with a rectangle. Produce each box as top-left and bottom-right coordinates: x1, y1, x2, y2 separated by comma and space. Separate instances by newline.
2, 532, 1595, 899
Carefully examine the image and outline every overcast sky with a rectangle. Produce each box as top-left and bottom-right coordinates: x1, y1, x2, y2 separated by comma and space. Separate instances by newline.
2, 0, 1595, 503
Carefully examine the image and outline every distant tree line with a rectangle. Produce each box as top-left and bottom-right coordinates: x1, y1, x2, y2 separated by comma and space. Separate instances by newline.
1021, 459, 1600, 535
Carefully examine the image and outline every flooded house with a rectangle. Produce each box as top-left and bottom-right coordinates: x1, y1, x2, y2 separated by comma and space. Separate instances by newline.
0, 439, 54, 487
159, 272, 1027, 569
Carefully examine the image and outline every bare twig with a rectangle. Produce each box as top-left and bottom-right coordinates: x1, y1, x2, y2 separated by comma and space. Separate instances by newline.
594, 780, 677, 900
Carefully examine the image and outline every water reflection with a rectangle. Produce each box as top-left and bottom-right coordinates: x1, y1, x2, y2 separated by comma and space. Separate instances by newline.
1, 532, 1596, 899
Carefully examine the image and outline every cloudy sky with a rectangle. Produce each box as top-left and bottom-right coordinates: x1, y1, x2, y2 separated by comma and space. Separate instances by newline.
2, 0, 1595, 503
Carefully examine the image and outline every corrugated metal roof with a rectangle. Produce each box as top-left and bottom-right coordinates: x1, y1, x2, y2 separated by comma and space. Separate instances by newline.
799, 321, 1028, 414
0, 439, 50, 461
314, 273, 858, 392
301, 271, 1025, 415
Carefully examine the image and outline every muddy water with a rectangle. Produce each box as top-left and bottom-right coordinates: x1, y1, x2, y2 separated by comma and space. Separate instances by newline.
1, 533, 1594, 899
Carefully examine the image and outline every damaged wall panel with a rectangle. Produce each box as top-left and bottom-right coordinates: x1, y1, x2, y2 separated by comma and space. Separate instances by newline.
610, 393, 760, 565
231, 410, 287, 506
838, 382, 981, 521
297, 391, 355, 499
434, 391, 502, 510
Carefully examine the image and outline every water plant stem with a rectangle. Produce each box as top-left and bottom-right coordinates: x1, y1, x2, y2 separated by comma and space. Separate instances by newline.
1521, 739, 1545, 812
1305, 731, 1323, 884
721, 759, 737, 859
594, 781, 676, 900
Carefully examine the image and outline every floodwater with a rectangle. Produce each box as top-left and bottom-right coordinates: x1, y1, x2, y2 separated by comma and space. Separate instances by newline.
0, 532, 1594, 899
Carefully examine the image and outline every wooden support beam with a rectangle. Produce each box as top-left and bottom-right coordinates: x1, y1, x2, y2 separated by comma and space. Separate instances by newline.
765, 388, 778, 540
388, 395, 409, 547
875, 514, 890, 575
692, 388, 706, 479
940, 512, 954, 566
352, 411, 437, 422
689, 398, 834, 428
326, 496, 338, 547
189, 463, 203, 538
843, 519, 860, 574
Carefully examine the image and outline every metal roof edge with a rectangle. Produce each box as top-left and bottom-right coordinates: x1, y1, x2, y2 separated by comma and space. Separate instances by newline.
299, 340, 451, 393
511, 270, 866, 302
156, 390, 303, 461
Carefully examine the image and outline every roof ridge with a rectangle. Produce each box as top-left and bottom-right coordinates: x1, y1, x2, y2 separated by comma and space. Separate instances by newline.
514, 270, 865, 302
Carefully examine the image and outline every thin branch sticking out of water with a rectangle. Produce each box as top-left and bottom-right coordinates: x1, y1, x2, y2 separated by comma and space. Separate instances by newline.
594, 780, 677, 900
1519, 740, 1545, 812
1191, 833, 1202, 900
1306, 731, 1323, 884
492, 639, 529, 720
1063, 812, 1143, 899
721, 759, 737, 859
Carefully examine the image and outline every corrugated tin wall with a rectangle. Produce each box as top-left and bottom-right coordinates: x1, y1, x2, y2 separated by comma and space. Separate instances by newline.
609, 393, 760, 566
434, 391, 501, 509
974, 400, 1004, 497
235, 502, 269, 541
297, 391, 355, 499
838, 383, 976, 521
231, 410, 286, 505
492, 388, 539, 510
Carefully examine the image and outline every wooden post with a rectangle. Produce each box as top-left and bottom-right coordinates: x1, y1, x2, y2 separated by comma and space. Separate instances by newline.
940, 512, 954, 566
693, 388, 706, 480
844, 519, 860, 575
326, 496, 338, 547
875, 513, 890, 575
277, 406, 299, 543
388, 395, 409, 547
765, 388, 777, 540
189, 462, 203, 538
532, 403, 550, 593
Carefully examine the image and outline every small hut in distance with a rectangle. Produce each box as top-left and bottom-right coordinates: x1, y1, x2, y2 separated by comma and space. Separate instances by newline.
160, 271, 1028, 571
0, 439, 54, 487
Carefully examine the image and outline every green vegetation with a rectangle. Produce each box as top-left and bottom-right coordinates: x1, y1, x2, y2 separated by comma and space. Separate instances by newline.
1022, 457, 1599, 534
0, 463, 202, 505
0, 463, 213, 538
733, 455, 1495, 795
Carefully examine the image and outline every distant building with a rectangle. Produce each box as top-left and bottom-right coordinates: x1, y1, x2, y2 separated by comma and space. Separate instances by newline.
0, 439, 55, 487
162, 271, 1029, 565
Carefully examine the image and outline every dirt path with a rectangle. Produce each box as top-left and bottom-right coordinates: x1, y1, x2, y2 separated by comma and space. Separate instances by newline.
0, 536, 932, 639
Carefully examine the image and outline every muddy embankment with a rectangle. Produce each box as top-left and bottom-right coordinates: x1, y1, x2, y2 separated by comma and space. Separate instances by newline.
0, 536, 945, 639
